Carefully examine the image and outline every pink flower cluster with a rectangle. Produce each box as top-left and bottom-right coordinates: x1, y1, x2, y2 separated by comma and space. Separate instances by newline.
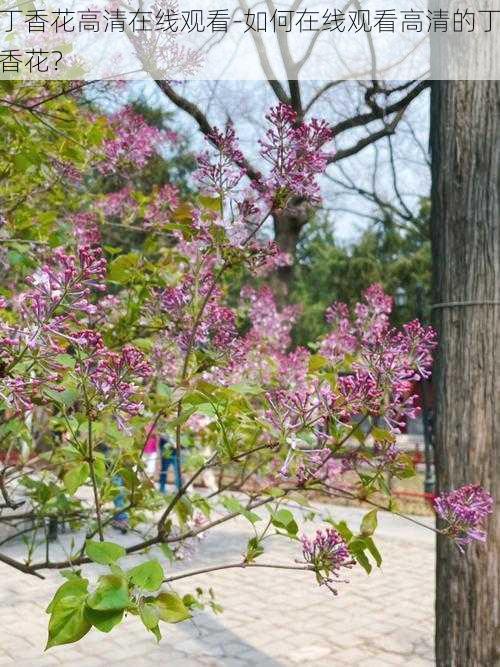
143, 184, 180, 228
20, 247, 106, 326
72, 213, 101, 247
195, 124, 246, 198
266, 382, 332, 440
321, 284, 437, 432
434, 484, 493, 550
98, 107, 176, 174
296, 447, 345, 486
52, 158, 83, 185
258, 103, 333, 205
241, 286, 300, 354
98, 187, 137, 218
80, 343, 153, 430
301, 528, 355, 594
334, 372, 382, 420
250, 241, 292, 277
0, 248, 108, 414
0, 377, 43, 413
159, 275, 237, 353
206, 286, 308, 389
194, 103, 332, 216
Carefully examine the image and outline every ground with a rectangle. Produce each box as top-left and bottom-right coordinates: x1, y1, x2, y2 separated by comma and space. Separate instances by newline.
0, 503, 435, 667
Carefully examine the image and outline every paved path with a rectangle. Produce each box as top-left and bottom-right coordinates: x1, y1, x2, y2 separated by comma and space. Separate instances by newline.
0, 504, 435, 667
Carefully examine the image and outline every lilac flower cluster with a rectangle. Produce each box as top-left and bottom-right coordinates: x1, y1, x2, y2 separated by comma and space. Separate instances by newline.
97, 186, 137, 219
143, 184, 180, 228
0, 247, 108, 413
80, 343, 153, 430
301, 528, 355, 594
320, 284, 437, 432
205, 286, 308, 389
195, 123, 246, 199
98, 107, 177, 174
434, 484, 493, 549
241, 285, 300, 354
259, 104, 333, 205
158, 273, 237, 355
71, 212, 101, 247
19, 246, 106, 329
296, 447, 344, 486
194, 103, 333, 213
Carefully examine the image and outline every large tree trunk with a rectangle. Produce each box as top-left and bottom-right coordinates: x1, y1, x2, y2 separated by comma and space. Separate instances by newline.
430, 79, 500, 666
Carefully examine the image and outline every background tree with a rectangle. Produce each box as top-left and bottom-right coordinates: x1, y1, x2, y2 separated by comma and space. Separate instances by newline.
290, 201, 431, 345
431, 78, 499, 665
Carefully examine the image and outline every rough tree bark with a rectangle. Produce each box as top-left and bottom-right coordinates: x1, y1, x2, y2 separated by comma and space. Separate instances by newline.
272, 197, 312, 294
430, 79, 499, 666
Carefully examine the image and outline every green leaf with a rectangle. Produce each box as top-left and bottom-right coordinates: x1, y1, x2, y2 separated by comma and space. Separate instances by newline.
349, 538, 372, 574
174, 496, 193, 527
54, 353, 76, 369
84, 607, 124, 633
222, 497, 261, 525
194, 402, 217, 417
393, 453, 416, 479
43, 387, 78, 407
198, 194, 222, 212
63, 462, 89, 495
270, 509, 298, 536
128, 560, 164, 592
308, 354, 329, 372
265, 488, 285, 498
46, 577, 88, 614
87, 575, 129, 611
365, 537, 382, 567
140, 602, 161, 629
85, 540, 126, 565
371, 426, 396, 443
227, 383, 262, 395
246, 537, 264, 562
46, 595, 91, 649
360, 509, 378, 537
159, 543, 175, 563
108, 253, 140, 282
155, 592, 191, 623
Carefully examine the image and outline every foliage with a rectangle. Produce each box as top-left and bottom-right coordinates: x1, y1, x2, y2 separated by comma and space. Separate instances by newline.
0, 87, 492, 650
291, 207, 431, 346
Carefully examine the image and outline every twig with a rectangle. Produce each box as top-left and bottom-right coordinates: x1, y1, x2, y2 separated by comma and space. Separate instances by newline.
163, 561, 313, 584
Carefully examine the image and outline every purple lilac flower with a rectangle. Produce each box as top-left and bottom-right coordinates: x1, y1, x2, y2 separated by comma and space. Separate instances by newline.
434, 484, 493, 550
301, 528, 355, 594
195, 123, 246, 198
258, 103, 333, 205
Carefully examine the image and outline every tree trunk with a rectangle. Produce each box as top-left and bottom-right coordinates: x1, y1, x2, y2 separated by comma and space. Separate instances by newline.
430, 79, 500, 666
272, 197, 312, 298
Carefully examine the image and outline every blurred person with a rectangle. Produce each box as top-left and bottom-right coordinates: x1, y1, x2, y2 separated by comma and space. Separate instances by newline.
159, 431, 182, 493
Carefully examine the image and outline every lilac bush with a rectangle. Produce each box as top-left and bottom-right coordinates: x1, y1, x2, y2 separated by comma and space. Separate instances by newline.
0, 103, 493, 649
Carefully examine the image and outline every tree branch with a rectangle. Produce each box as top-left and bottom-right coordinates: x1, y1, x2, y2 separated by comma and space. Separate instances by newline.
154, 80, 261, 183
163, 560, 313, 583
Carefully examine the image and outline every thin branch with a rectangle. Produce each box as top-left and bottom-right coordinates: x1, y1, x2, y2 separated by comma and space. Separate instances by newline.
163, 561, 313, 583
331, 106, 407, 163
157, 451, 218, 534
238, 0, 290, 105
154, 80, 261, 182
329, 80, 430, 140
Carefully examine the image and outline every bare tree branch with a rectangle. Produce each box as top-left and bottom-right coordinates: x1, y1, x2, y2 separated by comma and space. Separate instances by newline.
154, 80, 262, 182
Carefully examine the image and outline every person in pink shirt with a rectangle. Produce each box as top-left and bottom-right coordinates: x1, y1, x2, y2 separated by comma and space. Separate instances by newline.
143, 427, 159, 479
